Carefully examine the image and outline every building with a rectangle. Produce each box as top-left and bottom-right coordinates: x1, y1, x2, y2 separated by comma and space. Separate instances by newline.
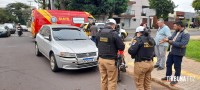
165, 11, 199, 29
121, 0, 155, 29
48, 0, 156, 29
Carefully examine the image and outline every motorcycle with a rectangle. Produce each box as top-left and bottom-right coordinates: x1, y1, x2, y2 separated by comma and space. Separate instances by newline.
116, 55, 127, 82
17, 27, 23, 37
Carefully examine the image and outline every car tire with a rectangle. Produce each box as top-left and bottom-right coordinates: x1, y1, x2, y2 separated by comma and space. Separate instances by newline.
50, 53, 60, 72
7, 32, 11, 37
35, 44, 42, 56
121, 33, 125, 41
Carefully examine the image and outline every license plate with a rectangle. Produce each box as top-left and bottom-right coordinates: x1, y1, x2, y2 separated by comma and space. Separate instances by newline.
83, 58, 93, 62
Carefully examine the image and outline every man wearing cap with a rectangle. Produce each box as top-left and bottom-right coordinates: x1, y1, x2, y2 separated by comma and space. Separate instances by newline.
128, 26, 155, 90
96, 19, 125, 90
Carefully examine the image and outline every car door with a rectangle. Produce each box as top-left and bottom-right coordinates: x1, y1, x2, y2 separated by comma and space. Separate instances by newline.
36, 26, 46, 54
41, 26, 52, 58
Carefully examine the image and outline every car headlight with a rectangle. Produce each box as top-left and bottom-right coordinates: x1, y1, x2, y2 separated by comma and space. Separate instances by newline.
60, 52, 76, 58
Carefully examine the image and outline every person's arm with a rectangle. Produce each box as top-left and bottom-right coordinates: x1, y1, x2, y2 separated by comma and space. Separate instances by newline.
95, 26, 98, 33
113, 33, 125, 51
128, 39, 140, 56
169, 33, 190, 48
96, 32, 100, 47
165, 27, 172, 38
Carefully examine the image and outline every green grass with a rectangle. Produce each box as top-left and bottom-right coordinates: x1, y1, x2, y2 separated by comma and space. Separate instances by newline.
186, 40, 200, 62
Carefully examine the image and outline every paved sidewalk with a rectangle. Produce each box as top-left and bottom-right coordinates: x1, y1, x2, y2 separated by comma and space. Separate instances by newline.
190, 36, 200, 40
124, 41, 200, 90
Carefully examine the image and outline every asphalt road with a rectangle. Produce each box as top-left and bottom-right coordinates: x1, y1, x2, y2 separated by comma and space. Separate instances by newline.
125, 29, 200, 41
0, 32, 169, 90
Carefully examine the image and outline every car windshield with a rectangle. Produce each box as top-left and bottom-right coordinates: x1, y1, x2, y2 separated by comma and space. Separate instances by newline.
4, 24, 13, 29
21, 25, 27, 28
97, 24, 105, 27
0, 25, 6, 30
52, 28, 89, 41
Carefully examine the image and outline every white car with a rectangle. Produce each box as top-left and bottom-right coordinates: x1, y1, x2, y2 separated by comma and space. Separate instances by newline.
35, 24, 98, 72
21, 25, 28, 31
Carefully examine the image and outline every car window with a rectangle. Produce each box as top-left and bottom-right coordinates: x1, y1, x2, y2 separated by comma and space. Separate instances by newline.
0, 25, 6, 30
52, 28, 89, 40
96, 24, 105, 29
39, 26, 46, 35
97, 24, 105, 27
40, 26, 51, 37
43, 26, 51, 37
73, 17, 85, 24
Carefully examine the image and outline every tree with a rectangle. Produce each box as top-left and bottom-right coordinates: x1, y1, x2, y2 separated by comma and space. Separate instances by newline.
149, 0, 176, 20
59, 0, 128, 18
0, 8, 16, 23
54, 0, 70, 10
5, 2, 30, 25
109, 0, 129, 17
192, 0, 200, 12
34, 0, 49, 9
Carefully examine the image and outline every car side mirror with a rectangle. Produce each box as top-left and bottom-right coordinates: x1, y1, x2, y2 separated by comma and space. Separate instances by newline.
44, 35, 51, 41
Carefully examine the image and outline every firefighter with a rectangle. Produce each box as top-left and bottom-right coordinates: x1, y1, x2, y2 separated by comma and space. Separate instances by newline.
85, 20, 93, 36
128, 26, 155, 90
96, 19, 125, 90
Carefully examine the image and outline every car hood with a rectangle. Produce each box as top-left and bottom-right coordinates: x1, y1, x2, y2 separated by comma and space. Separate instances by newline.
0, 29, 6, 32
56, 40, 98, 53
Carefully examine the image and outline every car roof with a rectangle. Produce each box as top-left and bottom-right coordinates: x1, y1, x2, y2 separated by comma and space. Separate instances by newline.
43, 24, 79, 29
4, 23, 13, 24
84, 23, 105, 25
96, 23, 105, 24
0, 24, 4, 27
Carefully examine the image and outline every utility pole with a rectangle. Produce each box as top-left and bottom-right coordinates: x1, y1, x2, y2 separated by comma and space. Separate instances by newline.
28, 0, 33, 7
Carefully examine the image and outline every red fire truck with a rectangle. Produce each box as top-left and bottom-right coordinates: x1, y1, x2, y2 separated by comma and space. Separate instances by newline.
31, 9, 94, 38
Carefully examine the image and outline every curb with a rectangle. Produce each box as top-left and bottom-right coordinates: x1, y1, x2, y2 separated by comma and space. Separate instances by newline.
151, 78, 184, 90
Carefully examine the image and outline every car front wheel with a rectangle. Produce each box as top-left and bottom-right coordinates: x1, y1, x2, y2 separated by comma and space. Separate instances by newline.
35, 44, 42, 56
50, 53, 60, 72
7, 31, 11, 37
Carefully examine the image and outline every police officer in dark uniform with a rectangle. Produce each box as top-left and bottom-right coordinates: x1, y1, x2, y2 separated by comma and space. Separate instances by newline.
96, 19, 125, 90
128, 26, 155, 90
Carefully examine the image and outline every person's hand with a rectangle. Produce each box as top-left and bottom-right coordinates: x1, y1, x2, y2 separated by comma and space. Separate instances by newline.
163, 38, 169, 42
168, 40, 173, 44
160, 37, 169, 44
159, 40, 165, 44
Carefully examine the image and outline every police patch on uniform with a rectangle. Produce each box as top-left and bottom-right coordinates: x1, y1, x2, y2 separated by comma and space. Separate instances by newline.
100, 37, 108, 42
144, 42, 153, 47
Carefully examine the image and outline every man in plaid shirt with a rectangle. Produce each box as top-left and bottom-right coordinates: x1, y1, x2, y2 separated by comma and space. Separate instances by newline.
160, 21, 190, 86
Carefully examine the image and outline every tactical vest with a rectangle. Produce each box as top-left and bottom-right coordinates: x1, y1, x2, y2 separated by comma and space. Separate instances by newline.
135, 36, 155, 62
97, 29, 118, 59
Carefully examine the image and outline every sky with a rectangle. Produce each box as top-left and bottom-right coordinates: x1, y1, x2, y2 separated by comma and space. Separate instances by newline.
0, 0, 196, 12
172, 0, 195, 12
0, 0, 38, 8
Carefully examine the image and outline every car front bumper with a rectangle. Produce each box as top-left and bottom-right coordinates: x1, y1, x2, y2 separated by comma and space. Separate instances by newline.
0, 31, 8, 37
55, 55, 98, 70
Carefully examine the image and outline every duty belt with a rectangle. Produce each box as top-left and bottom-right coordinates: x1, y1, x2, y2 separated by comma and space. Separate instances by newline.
135, 60, 152, 62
